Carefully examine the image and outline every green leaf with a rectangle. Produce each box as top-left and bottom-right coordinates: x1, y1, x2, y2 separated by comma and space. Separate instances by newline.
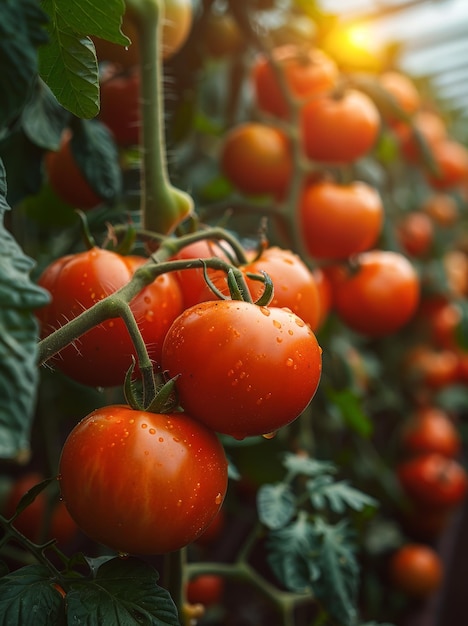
70, 118, 122, 201
257, 483, 296, 530
0, 0, 49, 131
282, 452, 336, 478
0, 565, 64, 626
38, 0, 129, 119
0, 130, 44, 206
0, 162, 50, 460
67, 557, 179, 626
22, 79, 70, 150
454, 298, 468, 351
266, 511, 320, 593
311, 518, 360, 626
326, 388, 373, 438
306, 475, 378, 514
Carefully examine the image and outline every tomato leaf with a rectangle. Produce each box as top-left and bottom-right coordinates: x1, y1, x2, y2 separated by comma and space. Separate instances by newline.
282, 452, 336, 479
22, 79, 70, 151
66, 557, 179, 626
266, 511, 320, 593
454, 298, 468, 351
306, 475, 378, 514
69, 119, 122, 201
268, 515, 360, 626
0, 163, 51, 460
257, 483, 296, 530
0, 565, 64, 626
39, 0, 129, 119
0, 0, 49, 131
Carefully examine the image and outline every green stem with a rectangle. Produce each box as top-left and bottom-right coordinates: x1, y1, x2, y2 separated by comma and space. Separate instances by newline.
163, 548, 186, 622
127, 0, 193, 234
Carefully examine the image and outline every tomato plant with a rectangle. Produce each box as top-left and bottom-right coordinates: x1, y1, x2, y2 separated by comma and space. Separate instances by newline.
37, 248, 183, 387
162, 300, 322, 439
379, 71, 421, 121
59, 405, 228, 554
396, 211, 434, 257
389, 543, 443, 598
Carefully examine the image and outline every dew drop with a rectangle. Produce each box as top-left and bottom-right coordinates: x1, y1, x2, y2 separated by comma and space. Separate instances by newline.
215, 493, 223, 505
144, 296, 151, 304
141, 423, 148, 429
129, 419, 135, 424
149, 428, 156, 435
108, 321, 114, 328
288, 329, 293, 336
276, 337, 283, 343
260, 307, 271, 317
273, 319, 282, 329
145, 310, 154, 321
286, 358, 294, 367
177, 499, 183, 507
158, 437, 164, 442
227, 369, 235, 377
295, 317, 305, 327
118, 551, 129, 559
263, 431, 277, 440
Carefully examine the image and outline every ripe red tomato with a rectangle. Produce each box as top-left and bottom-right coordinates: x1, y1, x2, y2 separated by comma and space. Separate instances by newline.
398, 452, 468, 509
187, 575, 224, 607
301, 89, 380, 164
162, 301, 322, 439
99, 67, 140, 146
299, 180, 384, 260
171, 238, 236, 309
427, 140, 468, 190
59, 405, 228, 554
220, 123, 293, 197
199, 246, 322, 331
389, 544, 442, 598
93, 0, 193, 66
37, 248, 183, 387
332, 251, 420, 337
429, 300, 462, 350
396, 211, 434, 257
401, 406, 461, 458
252, 45, 338, 119
44, 131, 102, 210
379, 71, 420, 121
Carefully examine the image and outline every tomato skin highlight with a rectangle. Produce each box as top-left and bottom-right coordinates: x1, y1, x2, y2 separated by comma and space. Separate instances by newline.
37, 248, 183, 387
162, 301, 322, 439
300, 180, 384, 260
59, 406, 228, 555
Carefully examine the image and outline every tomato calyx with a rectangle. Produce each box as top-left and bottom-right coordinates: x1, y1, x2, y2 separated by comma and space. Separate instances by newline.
124, 358, 180, 414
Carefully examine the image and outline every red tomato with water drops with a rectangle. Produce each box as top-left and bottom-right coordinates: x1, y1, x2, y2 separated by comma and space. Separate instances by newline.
36, 248, 183, 387
59, 405, 228, 555
162, 300, 322, 439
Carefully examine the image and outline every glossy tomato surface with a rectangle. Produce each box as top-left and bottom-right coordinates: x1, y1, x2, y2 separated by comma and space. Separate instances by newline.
37, 248, 183, 387
332, 250, 420, 337
99, 67, 141, 146
59, 405, 228, 554
301, 89, 380, 164
300, 180, 383, 260
162, 300, 322, 439
198, 246, 322, 331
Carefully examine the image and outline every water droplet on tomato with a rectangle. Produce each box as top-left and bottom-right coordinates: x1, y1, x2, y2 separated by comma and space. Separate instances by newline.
262, 431, 277, 440
141, 423, 148, 429
215, 493, 223, 505
177, 499, 183, 507
276, 337, 283, 343
149, 428, 156, 435
158, 437, 164, 442
118, 551, 129, 559
295, 317, 305, 327
286, 358, 294, 367
273, 319, 282, 329
260, 307, 271, 316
